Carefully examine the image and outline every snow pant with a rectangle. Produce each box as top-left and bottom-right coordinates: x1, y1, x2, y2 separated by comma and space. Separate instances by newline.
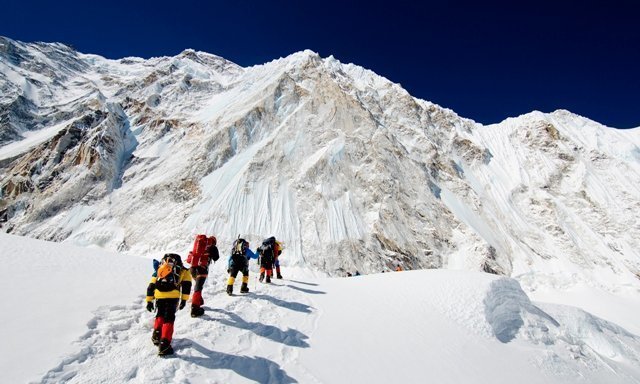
274, 256, 281, 277
259, 254, 274, 281
227, 264, 249, 293
259, 266, 273, 277
190, 266, 208, 308
153, 298, 179, 343
227, 264, 249, 285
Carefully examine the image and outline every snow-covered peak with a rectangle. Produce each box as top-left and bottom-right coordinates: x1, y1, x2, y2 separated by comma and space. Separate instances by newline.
1, 38, 639, 298
285, 48, 321, 62
2, 37, 640, 384
488, 108, 640, 160
263, 49, 321, 67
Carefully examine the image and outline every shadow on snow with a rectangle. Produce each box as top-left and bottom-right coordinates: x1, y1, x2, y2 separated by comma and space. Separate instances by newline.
287, 280, 319, 286
205, 308, 310, 348
285, 285, 326, 295
249, 293, 314, 313
179, 340, 298, 384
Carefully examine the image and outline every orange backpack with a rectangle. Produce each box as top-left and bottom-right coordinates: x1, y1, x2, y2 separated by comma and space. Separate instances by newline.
155, 253, 183, 292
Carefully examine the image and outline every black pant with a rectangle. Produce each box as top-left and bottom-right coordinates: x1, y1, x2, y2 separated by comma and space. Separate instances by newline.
229, 264, 249, 279
190, 266, 208, 292
260, 254, 274, 269
156, 298, 179, 322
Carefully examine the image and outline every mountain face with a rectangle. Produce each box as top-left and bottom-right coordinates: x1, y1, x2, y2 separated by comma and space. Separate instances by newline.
1, 36, 639, 287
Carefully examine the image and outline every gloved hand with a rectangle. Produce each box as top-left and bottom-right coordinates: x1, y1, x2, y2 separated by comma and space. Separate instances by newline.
146, 301, 154, 312
227, 268, 231, 274
179, 300, 186, 310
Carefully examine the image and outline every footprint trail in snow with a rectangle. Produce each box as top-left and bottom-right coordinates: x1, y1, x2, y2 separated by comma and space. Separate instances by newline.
40, 276, 321, 384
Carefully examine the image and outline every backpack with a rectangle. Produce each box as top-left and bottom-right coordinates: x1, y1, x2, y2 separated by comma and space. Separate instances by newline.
262, 236, 276, 248
257, 237, 276, 266
154, 253, 183, 292
231, 238, 249, 266
186, 234, 208, 267
258, 236, 276, 257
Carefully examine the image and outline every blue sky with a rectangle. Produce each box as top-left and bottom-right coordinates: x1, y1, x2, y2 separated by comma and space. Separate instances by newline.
3, 0, 639, 127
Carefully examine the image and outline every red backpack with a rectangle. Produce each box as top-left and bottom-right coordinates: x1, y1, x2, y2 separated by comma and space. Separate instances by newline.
186, 234, 209, 267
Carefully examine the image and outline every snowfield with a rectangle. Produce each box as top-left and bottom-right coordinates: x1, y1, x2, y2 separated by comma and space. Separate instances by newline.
2, 233, 639, 384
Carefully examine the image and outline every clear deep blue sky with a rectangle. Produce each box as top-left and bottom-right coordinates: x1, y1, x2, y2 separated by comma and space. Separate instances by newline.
3, 0, 639, 127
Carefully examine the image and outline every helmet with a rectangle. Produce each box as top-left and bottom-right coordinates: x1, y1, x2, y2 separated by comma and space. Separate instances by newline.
163, 253, 182, 266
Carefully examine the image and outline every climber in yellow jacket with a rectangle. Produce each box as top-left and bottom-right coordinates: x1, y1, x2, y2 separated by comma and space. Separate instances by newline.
145, 253, 192, 356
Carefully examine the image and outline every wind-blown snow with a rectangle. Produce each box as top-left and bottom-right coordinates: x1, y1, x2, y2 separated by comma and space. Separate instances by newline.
2, 233, 640, 383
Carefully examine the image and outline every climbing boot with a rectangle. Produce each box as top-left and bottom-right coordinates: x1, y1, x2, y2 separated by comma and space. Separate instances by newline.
191, 306, 205, 318
158, 339, 174, 356
151, 329, 161, 346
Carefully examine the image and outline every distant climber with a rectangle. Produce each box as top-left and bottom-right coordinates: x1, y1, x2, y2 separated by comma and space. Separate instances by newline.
186, 234, 219, 317
274, 239, 284, 279
145, 253, 192, 356
257, 236, 282, 283
226, 237, 258, 295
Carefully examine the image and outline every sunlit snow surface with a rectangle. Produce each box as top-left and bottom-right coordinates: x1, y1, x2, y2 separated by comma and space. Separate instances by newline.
2, 234, 639, 384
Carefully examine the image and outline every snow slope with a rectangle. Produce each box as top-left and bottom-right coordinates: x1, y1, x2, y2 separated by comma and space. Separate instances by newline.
2, 233, 639, 384
1, 233, 149, 383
